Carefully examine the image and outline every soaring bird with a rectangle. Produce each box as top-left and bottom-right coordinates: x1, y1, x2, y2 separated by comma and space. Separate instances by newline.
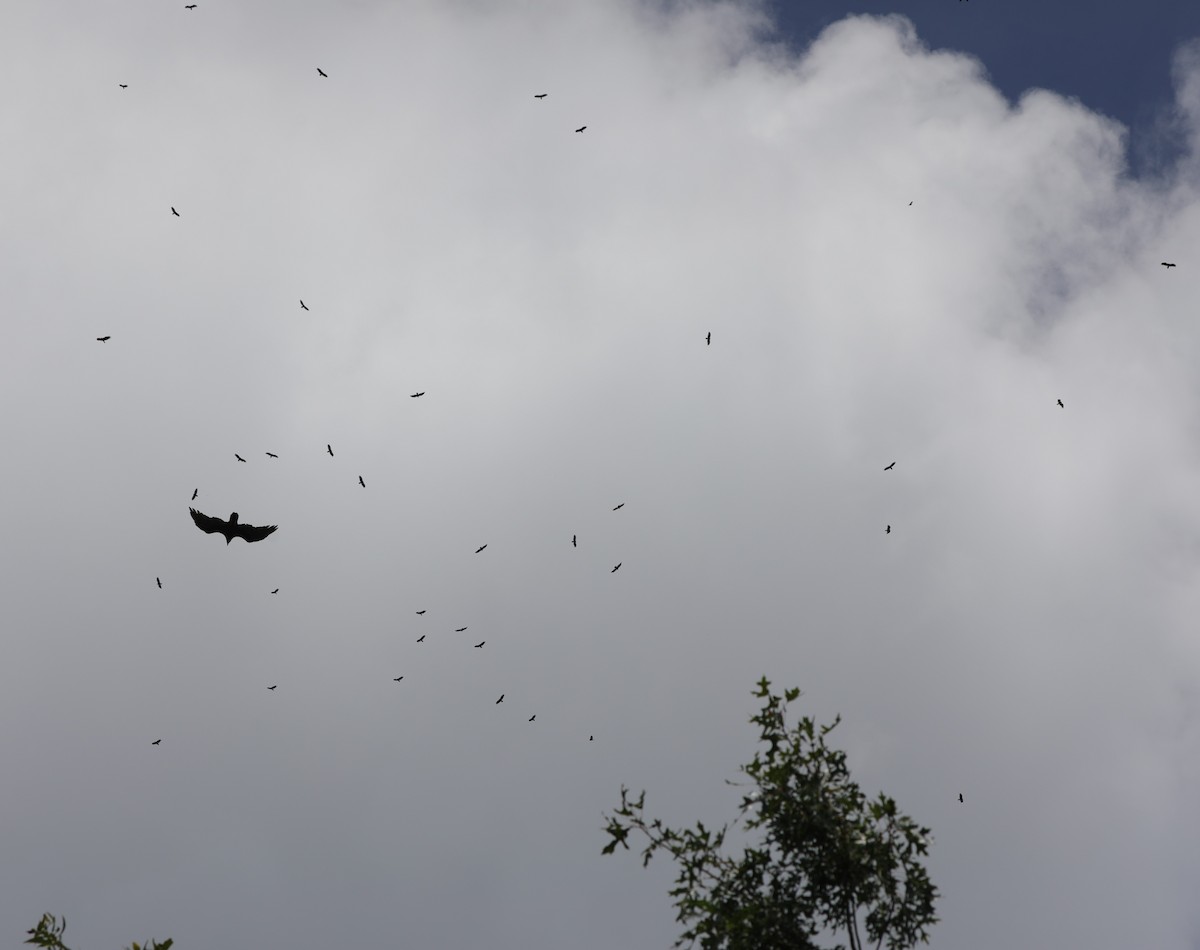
271, 588, 279, 594
317, 67, 328, 77
572, 534, 576, 547
885, 525, 891, 534
1162, 262, 1176, 268
496, 694, 505, 704
706, 332, 711, 345
884, 462, 896, 471
171, 207, 180, 216
528, 714, 536, 722
327, 444, 334, 456
185, 4, 196, 7
417, 635, 425, 642
300, 300, 309, 310
189, 507, 278, 544
268, 685, 277, 690
156, 577, 162, 589
958, 793, 963, 803
575, 126, 586, 133
266, 452, 278, 458
589, 735, 593, 741
191, 488, 198, 500
152, 739, 162, 745
358, 475, 365, 487
97, 336, 111, 342
415, 610, 426, 615
612, 562, 622, 572
1057, 399, 1064, 408
474, 641, 485, 648
475, 544, 487, 553
411, 392, 425, 398
235, 454, 246, 462
393, 676, 404, 682
118, 85, 127, 89
534, 93, 547, 98
456, 626, 468, 633
613, 503, 624, 510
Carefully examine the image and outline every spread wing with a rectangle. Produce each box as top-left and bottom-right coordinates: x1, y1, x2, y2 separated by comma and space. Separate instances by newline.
234, 521, 278, 543
189, 507, 226, 534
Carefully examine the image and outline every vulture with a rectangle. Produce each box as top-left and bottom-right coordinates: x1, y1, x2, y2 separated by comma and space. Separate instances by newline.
886, 525, 891, 534
327, 444, 334, 456
152, 739, 162, 745
417, 635, 426, 642
455, 626, 468, 633
235, 454, 246, 463
415, 610, 426, 615
156, 577, 162, 589
1057, 399, 1064, 408
393, 676, 404, 682
613, 503, 624, 510
189, 507, 278, 544
191, 488, 198, 500
496, 694, 505, 704
884, 462, 896, 471
268, 685, 277, 690
1162, 262, 1176, 268
411, 392, 425, 398
271, 588, 279, 594
300, 300, 309, 310
317, 67, 328, 77
97, 336, 111, 342
612, 562, 622, 572
266, 452, 278, 458
534, 93, 547, 98
475, 544, 487, 553
575, 126, 586, 133
358, 475, 365, 487
474, 641, 485, 648
171, 207, 180, 216
572, 534, 577, 547
528, 714, 536, 722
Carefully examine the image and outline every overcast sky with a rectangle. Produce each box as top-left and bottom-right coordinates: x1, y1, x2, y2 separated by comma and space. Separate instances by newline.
4, 1, 1200, 948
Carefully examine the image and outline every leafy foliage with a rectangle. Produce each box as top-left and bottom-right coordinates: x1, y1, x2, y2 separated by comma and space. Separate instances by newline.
25, 913, 173, 950
602, 678, 938, 950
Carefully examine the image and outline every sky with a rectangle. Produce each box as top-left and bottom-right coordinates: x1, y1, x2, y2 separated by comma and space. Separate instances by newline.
3, 1, 1200, 948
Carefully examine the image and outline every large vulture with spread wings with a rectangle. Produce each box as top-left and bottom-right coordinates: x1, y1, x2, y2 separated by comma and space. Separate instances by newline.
189, 507, 278, 544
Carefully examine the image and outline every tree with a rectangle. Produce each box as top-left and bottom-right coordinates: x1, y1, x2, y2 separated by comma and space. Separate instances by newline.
25, 913, 173, 950
601, 678, 938, 950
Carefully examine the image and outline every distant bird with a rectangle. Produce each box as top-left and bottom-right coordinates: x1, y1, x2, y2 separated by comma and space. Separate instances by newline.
528, 714, 536, 722
475, 544, 487, 553
589, 735, 593, 741
152, 739, 162, 745
572, 534, 576, 547
156, 577, 162, 589
327, 444, 334, 456
189, 507, 278, 544
886, 525, 891, 534
268, 685, 277, 690
496, 694, 504, 704
474, 641, 485, 648
235, 454, 246, 463
393, 676, 404, 682
534, 93, 547, 98
265, 452, 278, 458
358, 475, 365, 487
706, 332, 711, 345
185, 3, 196, 7
317, 67, 328, 77
415, 610, 426, 615
575, 126, 586, 133
191, 488, 198, 500
271, 588, 279, 594
613, 503, 624, 510
97, 336, 110, 342
612, 562, 622, 572
1057, 399, 1064, 408
1162, 262, 1176, 268
958, 793, 963, 803
417, 635, 425, 642
118, 85, 127, 89
884, 462, 896, 471
171, 207, 180, 216
300, 300, 309, 310
908, 200, 913, 205
455, 627, 468, 633
411, 392, 425, 398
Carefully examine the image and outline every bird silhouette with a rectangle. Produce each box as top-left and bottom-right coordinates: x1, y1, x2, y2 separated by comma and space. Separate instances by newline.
1057, 399, 1064, 408
575, 126, 586, 133
235, 454, 246, 463
300, 300, 309, 310
415, 610, 426, 615
156, 577, 162, 589
612, 562, 622, 572
884, 462, 896, 471
474, 641, 485, 648
572, 534, 577, 547
189, 508, 278, 544
706, 332, 711, 345
886, 525, 891, 534
613, 503, 624, 510
417, 635, 426, 642
358, 475, 365, 487
534, 93, 547, 98
266, 452, 278, 458
958, 793, 963, 803
152, 739, 162, 745
191, 488, 198, 500
496, 694, 504, 704
171, 207, 180, 216
271, 588, 279, 594
1162, 262, 1176, 268
909, 200, 913, 205
268, 685, 277, 690
327, 444, 334, 456
184, 3, 196, 7
528, 714, 536, 722
590, 735, 594, 741
475, 544, 487, 553
456, 626, 468, 633
96, 336, 111, 342
317, 67, 328, 77
411, 392, 425, 398
118, 85, 127, 89
393, 676, 404, 682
